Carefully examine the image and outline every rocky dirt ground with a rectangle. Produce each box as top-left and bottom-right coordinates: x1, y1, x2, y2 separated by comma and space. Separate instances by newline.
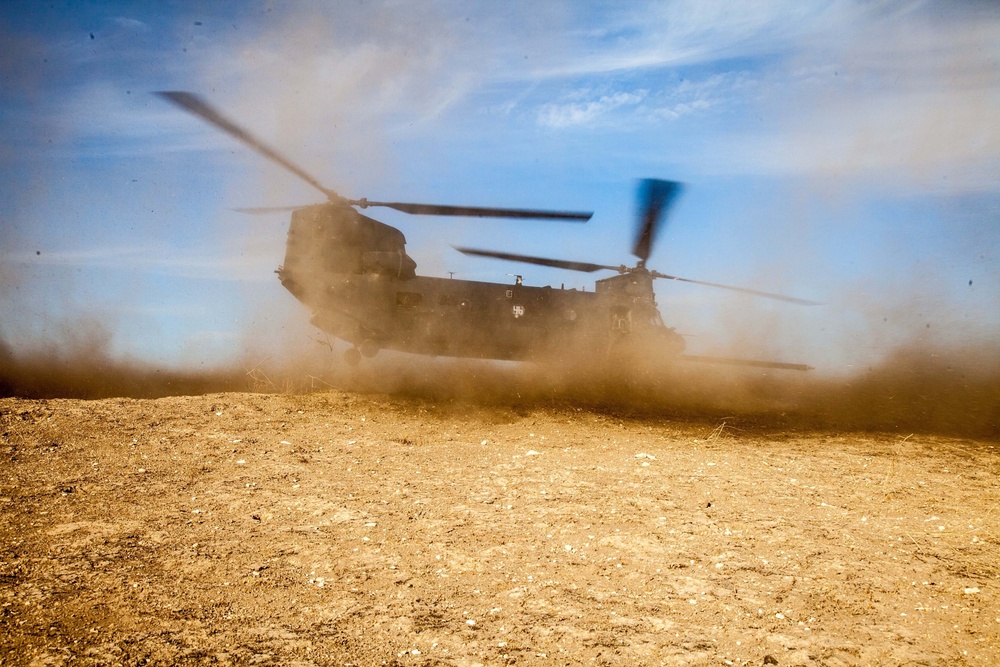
1, 388, 998, 666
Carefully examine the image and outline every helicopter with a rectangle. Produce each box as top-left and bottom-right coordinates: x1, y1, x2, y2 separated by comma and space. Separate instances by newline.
158, 92, 816, 371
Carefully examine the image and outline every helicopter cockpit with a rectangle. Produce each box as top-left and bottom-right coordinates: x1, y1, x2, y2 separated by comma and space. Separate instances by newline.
283, 203, 417, 282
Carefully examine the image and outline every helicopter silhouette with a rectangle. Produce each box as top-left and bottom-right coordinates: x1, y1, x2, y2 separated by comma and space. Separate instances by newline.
158, 92, 816, 371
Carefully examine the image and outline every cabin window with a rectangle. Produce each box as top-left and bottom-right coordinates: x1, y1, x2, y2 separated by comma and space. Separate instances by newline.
396, 291, 423, 308
363, 251, 403, 276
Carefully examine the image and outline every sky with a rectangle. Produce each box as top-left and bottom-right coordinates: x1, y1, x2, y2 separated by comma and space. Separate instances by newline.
0, 0, 997, 372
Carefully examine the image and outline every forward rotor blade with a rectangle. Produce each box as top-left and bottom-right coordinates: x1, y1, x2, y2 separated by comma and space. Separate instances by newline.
650, 271, 821, 305
361, 200, 592, 221
454, 247, 619, 273
156, 91, 337, 202
633, 179, 683, 262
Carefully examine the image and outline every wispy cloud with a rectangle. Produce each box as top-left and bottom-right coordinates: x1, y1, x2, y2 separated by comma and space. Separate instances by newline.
111, 16, 149, 32
538, 90, 648, 128
509, 2, 1000, 194
522, 1, 842, 79
695, 5, 1000, 193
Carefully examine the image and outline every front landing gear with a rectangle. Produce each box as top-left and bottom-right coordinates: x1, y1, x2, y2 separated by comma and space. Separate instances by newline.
344, 339, 379, 367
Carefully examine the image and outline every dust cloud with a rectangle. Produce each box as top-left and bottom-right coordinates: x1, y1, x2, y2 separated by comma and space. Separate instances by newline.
3, 322, 995, 439
333, 340, 998, 439
0, 321, 244, 400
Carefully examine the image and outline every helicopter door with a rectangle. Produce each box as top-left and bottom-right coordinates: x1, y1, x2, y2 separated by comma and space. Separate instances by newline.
610, 306, 631, 334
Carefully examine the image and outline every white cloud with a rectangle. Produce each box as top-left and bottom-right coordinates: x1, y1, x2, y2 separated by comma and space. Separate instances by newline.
538, 91, 647, 128
704, 6, 1000, 194
508, 2, 1000, 195
111, 17, 149, 32
525, 1, 844, 78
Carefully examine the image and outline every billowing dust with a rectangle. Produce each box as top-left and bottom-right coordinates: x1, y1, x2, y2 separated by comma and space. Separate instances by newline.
1, 330, 996, 438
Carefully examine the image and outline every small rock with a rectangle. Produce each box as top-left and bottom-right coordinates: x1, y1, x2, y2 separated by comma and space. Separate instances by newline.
763, 655, 779, 665
964, 587, 981, 595
525, 450, 539, 456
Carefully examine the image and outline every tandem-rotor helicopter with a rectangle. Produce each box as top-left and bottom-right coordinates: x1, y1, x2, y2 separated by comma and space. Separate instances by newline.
158, 92, 817, 371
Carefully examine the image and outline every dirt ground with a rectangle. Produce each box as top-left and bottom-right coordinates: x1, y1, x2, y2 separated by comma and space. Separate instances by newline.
1, 388, 998, 666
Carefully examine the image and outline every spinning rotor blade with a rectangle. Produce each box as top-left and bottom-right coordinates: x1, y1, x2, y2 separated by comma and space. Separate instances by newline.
359, 200, 592, 221
649, 271, 821, 305
454, 248, 819, 304
633, 179, 682, 263
454, 247, 620, 273
159, 91, 592, 221
156, 91, 338, 202
680, 355, 813, 371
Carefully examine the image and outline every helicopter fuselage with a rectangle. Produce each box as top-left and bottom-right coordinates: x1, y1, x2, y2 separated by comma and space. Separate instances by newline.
276, 203, 685, 363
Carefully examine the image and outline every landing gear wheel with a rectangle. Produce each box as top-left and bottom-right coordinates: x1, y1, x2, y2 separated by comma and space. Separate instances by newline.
344, 347, 362, 367
359, 339, 379, 358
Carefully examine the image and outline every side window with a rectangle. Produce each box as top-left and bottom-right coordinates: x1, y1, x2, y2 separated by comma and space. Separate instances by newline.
396, 292, 423, 308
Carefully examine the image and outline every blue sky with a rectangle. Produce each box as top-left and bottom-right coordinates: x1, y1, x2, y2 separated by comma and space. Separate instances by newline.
1, 0, 997, 371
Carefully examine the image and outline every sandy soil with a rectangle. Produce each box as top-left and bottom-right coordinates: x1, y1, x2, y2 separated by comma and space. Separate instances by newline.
1, 389, 998, 666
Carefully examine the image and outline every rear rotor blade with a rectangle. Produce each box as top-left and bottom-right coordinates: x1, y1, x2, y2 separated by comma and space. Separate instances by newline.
156, 91, 338, 202
634, 179, 682, 262
680, 355, 813, 371
454, 247, 620, 273
650, 270, 821, 305
361, 200, 592, 221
